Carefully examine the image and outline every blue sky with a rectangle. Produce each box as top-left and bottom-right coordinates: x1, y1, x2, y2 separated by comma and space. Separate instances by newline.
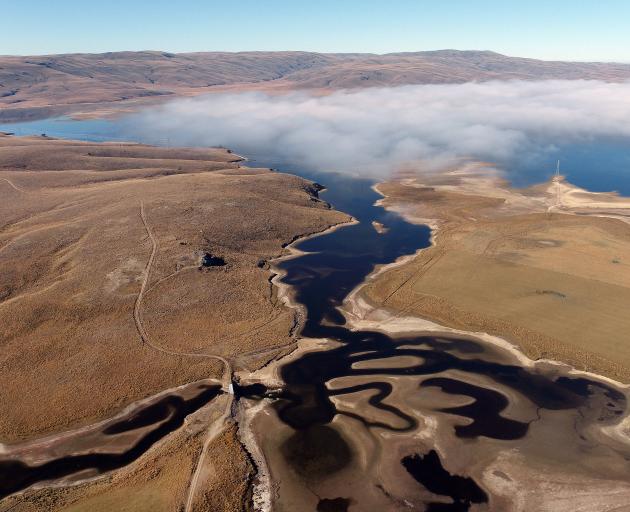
2, 0, 629, 61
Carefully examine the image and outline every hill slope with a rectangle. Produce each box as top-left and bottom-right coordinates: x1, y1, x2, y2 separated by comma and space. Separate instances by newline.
2, 50, 630, 120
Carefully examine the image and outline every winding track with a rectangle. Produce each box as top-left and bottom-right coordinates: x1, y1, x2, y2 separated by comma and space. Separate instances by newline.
0, 199, 312, 503
135, 199, 335, 511
134, 201, 231, 383
135, 201, 234, 511
0, 177, 25, 193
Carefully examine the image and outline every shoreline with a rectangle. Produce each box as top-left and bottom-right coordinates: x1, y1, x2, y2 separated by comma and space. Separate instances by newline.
356, 169, 630, 379
0, 378, 223, 456
227, 166, 630, 511
341, 176, 630, 394
238, 170, 630, 510
5, 128, 630, 507
268, 217, 358, 324
236, 210, 357, 512
0, 140, 350, 505
0, 390, 229, 500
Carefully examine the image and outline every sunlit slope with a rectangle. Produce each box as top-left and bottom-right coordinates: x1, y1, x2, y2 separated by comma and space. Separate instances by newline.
4, 50, 630, 121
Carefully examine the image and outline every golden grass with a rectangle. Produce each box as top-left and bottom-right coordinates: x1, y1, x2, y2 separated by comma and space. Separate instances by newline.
363, 178, 630, 381
0, 134, 347, 442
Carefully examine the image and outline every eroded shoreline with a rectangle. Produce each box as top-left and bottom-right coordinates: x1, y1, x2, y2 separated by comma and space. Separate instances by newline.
238, 167, 630, 511
362, 167, 630, 382
346, 178, 630, 392
4, 140, 630, 510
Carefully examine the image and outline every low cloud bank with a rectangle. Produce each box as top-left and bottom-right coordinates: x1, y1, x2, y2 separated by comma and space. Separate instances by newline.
124, 80, 630, 176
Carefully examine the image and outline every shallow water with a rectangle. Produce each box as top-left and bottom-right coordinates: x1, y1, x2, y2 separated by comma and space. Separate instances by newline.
2, 118, 630, 508
240, 158, 630, 509
0, 384, 221, 499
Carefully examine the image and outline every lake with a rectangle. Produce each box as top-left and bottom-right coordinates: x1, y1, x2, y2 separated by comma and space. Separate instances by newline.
2, 115, 630, 196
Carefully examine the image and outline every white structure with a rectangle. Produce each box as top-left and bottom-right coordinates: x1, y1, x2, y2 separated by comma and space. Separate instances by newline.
554, 159, 562, 207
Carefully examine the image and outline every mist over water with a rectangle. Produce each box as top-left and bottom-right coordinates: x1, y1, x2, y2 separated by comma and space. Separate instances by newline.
118, 80, 630, 187
3, 80, 630, 192
2, 81, 630, 505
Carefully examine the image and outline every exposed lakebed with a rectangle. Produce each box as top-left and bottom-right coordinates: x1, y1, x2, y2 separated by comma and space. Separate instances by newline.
2, 120, 630, 509
238, 163, 630, 510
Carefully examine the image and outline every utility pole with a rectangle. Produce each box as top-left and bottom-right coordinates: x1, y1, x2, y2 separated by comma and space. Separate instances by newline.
555, 160, 561, 207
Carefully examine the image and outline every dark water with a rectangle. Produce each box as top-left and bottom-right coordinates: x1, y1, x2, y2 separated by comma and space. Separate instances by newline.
0, 385, 221, 499
1, 118, 629, 507
403, 450, 487, 511
240, 158, 627, 509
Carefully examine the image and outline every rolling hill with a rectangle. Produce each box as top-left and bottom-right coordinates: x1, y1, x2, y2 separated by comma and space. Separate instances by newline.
2, 50, 630, 121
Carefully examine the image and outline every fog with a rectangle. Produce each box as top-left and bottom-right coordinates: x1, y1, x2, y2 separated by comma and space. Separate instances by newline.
125, 80, 630, 176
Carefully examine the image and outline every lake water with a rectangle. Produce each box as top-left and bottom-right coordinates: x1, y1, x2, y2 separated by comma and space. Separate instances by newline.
2, 116, 630, 196
2, 113, 630, 508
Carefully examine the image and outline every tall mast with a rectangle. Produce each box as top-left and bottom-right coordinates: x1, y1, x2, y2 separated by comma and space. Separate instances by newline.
555, 159, 561, 207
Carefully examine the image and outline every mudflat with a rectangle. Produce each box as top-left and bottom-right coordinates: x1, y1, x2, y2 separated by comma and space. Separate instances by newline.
359, 165, 630, 382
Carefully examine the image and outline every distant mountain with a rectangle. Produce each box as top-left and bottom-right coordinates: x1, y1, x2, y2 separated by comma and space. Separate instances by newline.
2, 50, 630, 121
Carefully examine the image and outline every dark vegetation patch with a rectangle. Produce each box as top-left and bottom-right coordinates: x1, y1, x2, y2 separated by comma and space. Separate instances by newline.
201, 253, 226, 267
535, 289, 567, 299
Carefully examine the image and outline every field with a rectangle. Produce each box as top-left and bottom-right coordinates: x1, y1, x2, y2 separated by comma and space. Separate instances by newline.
0, 133, 348, 510
359, 169, 630, 381
0, 133, 347, 440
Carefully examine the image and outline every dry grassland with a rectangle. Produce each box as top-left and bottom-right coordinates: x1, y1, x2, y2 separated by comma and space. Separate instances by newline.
0, 133, 347, 442
361, 174, 630, 381
4, 50, 630, 122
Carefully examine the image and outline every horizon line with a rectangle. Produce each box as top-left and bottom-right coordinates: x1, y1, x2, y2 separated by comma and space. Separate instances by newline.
1, 48, 629, 65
